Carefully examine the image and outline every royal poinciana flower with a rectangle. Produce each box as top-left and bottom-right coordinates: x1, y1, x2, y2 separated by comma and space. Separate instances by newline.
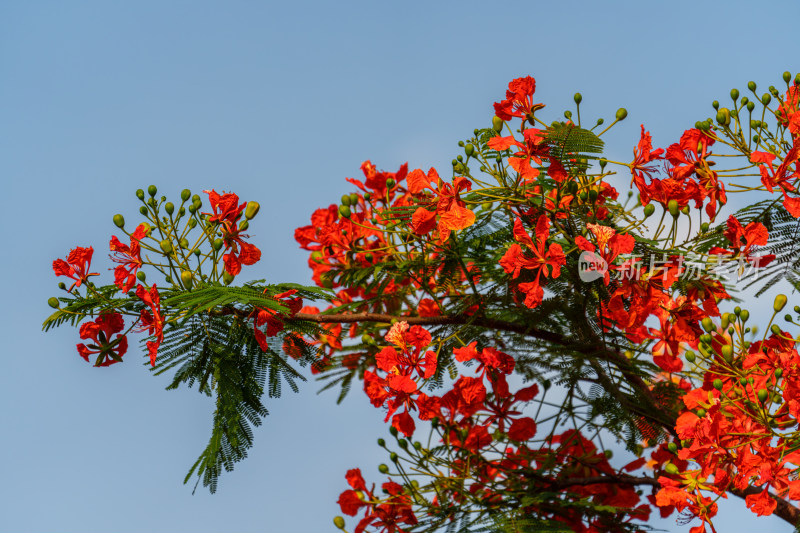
408, 168, 476, 241
338, 468, 418, 533
487, 128, 550, 183
135, 283, 164, 367
574, 222, 635, 285
493, 75, 544, 122
708, 215, 775, 267
252, 289, 303, 351
499, 215, 566, 309
203, 189, 262, 275
76, 311, 128, 367
750, 144, 800, 217
53, 246, 99, 292
109, 223, 147, 292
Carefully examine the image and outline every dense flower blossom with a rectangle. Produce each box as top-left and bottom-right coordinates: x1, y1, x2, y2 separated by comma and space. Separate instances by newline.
135, 284, 163, 366
493, 76, 544, 121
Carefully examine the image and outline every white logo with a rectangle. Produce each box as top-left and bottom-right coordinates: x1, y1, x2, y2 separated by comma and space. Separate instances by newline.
578, 251, 608, 283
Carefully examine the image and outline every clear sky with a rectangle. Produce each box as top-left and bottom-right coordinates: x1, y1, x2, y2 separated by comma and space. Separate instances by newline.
2, 1, 798, 531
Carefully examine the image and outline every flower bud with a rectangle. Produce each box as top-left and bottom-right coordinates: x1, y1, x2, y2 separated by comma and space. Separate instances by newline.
136, 189, 145, 200
223, 271, 234, 285
389, 426, 398, 437
165, 202, 174, 215
390, 452, 399, 463
712, 100, 719, 110
160, 239, 173, 254
137, 271, 146, 281
747, 81, 757, 92
338, 205, 352, 218
212, 239, 224, 251
746, 101, 755, 112
58, 282, 67, 290
664, 463, 679, 475
721, 344, 733, 362
181, 189, 191, 202
588, 189, 598, 203
667, 199, 680, 217
716, 108, 731, 126
776, 368, 784, 378
48, 297, 60, 309
378, 463, 389, 474
784, 72, 792, 84
340, 194, 351, 206
148, 185, 158, 197
757, 389, 769, 403
596, 118, 604, 126
465, 143, 475, 157
701, 317, 714, 332
668, 442, 678, 453
333, 516, 346, 530
239, 220, 249, 231
771, 324, 782, 336
762, 93, 772, 106
385, 178, 395, 188
774, 294, 788, 312
181, 270, 193, 289
615, 108, 627, 121
685, 351, 696, 362
713, 378, 723, 390
730, 88, 739, 101
643, 204, 655, 217
139, 206, 148, 216
349, 193, 359, 206
740, 309, 749, 322
492, 116, 504, 132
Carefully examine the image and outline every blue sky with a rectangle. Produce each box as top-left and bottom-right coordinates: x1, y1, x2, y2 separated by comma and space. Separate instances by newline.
2, 1, 798, 531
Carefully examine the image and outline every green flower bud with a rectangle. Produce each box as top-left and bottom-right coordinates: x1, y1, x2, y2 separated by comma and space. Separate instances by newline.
340, 194, 351, 206
713, 378, 723, 390
465, 143, 475, 157
139, 206, 148, 216
596, 118, 604, 126
563, 110, 572, 119
147, 185, 158, 197
712, 100, 719, 110
603, 449, 613, 459
181, 270, 193, 288
747, 101, 755, 112
701, 317, 714, 332
58, 282, 67, 290
685, 351, 696, 362
776, 368, 784, 378
615, 108, 628, 121
721, 344, 733, 362
390, 452, 399, 463
772, 324, 782, 336
348, 193, 359, 206
385, 178, 395, 188
398, 439, 408, 449
700, 222, 709, 232
716, 108, 731, 126
136, 271, 146, 281
757, 389, 769, 403
378, 463, 389, 474
795, 73, 800, 86
774, 294, 788, 312
588, 189, 598, 203
696, 409, 706, 418
165, 202, 174, 215
113, 214, 125, 228
747, 81, 757, 92
223, 271, 234, 285
136, 189, 145, 200
178, 238, 189, 250
667, 442, 678, 453
492, 116, 504, 132
377, 438, 385, 447
664, 463, 679, 475
643, 204, 656, 217
784, 72, 792, 84
573, 92, 582, 105
740, 309, 749, 322
333, 516, 346, 530
212, 239, 224, 251
734, 306, 741, 316
239, 220, 249, 231
730, 88, 739, 101
338, 205, 352, 218
389, 426, 398, 437
762, 93, 772, 106
48, 297, 60, 309
159, 239, 173, 255
668, 199, 680, 217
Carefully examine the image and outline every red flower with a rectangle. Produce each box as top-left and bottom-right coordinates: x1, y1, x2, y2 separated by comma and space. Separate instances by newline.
493, 76, 544, 121
708, 215, 775, 267
408, 168, 475, 241
203, 189, 247, 225
630, 125, 665, 190
252, 289, 303, 351
76, 312, 128, 367
136, 284, 164, 367
109, 223, 147, 292
53, 246, 99, 292
499, 216, 566, 308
